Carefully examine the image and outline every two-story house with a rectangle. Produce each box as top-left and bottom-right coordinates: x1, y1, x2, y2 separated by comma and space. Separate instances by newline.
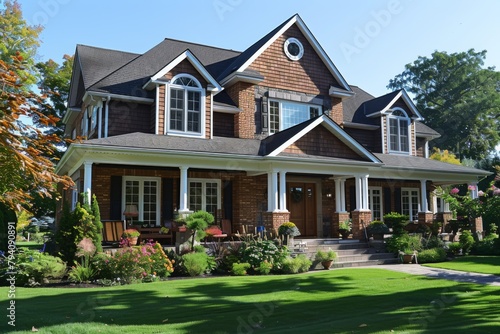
56, 14, 489, 239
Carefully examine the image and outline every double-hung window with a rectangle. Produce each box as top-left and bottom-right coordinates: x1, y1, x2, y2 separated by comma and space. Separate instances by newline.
388, 108, 410, 154
401, 188, 419, 221
368, 187, 383, 221
188, 178, 220, 217
123, 177, 161, 226
168, 74, 204, 136
269, 100, 320, 134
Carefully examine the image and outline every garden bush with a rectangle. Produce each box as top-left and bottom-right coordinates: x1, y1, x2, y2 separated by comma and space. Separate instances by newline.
471, 234, 500, 255
281, 254, 312, 274
182, 252, 210, 277
239, 239, 289, 273
257, 261, 273, 275
459, 230, 475, 255
447, 242, 462, 255
231, 262, 250, 276
1, 249, 66, 286
416, 248, 446, 263
386, 234, 422, 254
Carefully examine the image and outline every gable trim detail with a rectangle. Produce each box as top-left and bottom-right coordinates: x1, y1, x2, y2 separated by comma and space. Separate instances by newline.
266, 115, 380, 163
366, 90, 424, 120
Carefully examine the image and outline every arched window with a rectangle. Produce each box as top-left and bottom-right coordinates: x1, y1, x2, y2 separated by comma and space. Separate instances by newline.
387, 108, 410, 153
169, 74, 203, 135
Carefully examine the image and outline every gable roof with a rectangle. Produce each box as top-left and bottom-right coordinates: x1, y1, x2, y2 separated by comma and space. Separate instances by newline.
217, 14, 351, 91
259, 114, 380, 162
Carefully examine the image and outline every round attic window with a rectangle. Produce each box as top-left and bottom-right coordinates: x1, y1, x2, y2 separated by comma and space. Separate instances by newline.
284, 37, 304, 61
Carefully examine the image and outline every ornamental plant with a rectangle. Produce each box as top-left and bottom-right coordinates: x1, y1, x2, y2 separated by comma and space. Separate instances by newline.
122, 228, 140, 238
439, 185, 485, 230
239, 239, 290, 273
278, 222, 301, 237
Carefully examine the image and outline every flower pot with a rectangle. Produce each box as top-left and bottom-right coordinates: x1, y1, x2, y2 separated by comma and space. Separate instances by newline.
402, 254, 414, 264
127, 236, 138, 246
321, 260, 334, 270
339, 229, 350, 239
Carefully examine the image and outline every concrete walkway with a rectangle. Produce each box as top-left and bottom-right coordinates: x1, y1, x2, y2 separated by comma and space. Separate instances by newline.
372, 264, 500, 286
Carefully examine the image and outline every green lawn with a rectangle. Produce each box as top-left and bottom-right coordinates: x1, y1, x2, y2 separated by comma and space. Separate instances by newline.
423, 256, 500, 275
1, 268, 499, 333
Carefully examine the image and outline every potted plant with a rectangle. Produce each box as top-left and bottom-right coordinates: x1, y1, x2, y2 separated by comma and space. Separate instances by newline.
338, 219, 351, 239
315, 249, 338, 270
399, 248, 417, 264
122, 228, 140, 246
278, 222, 301, 245
160, 226, 170, 234
366, 221, 390, 240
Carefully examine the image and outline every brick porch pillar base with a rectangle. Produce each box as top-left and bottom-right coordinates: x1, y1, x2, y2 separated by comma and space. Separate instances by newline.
332, 212, 350, 238
436, 212, 453, 232
418, 212, 434, 225
472, 217, 483, 233
262, 211, 290, 234
351, 210, 372, 240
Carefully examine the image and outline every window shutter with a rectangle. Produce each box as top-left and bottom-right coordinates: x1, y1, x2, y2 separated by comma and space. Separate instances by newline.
383, 187, 392, 215
223, 180, 233, 221
110, 176, 122, 220
395, 188, 402, 214
162, 178, 174, 220
261, 97, 268, 133
349, 186, 356, 211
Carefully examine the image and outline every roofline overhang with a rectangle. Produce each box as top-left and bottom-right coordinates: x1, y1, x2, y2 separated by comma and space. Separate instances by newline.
83, 91, 154, 104
366, 90, 424, 121
62, 106, 81, 125
219, 72, 264, 87
415, 132, 441, 139
213, 103, 242, 113
329, 86, 355, 99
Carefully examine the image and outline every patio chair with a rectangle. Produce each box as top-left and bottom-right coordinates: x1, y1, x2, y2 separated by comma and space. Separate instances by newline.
102, 220, 126, 247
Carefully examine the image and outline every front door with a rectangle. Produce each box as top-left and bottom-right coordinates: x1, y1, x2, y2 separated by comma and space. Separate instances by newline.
287, 183, 317, 237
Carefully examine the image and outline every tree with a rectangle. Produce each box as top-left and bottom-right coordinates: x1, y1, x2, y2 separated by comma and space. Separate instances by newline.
35, 55, 74, 155
388, 49, 500, 160
429, 148, 461, 165
0, 55, 73, 211
0, 0, 42, 86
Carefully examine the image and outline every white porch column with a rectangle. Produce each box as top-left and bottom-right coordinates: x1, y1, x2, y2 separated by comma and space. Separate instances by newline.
179, 167, 189, 212
420, 179, 429, 212
267, 171, 279, 212
279, 171, 287, 212
354, 175, 362, 210
469, 182, 479, 199
83, 161, 93, 204
362, 175, 369, 210
334, 178, 347, 212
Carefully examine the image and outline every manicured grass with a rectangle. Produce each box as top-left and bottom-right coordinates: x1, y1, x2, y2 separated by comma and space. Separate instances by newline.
423, 256, 500, 275
1, 268, 499, 333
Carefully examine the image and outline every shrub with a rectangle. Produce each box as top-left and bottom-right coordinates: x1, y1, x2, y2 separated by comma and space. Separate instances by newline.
386, 234, 422, 254
182, 252, 210, 277
416, 248, 447, 263
1, 250, 66, 286
459, 230, 475, 255
239, 239, 290, 273
278, 222, 301, 237
282, 254, 312, 274
185, 210, 214, 250
366, 221, 390, 236
257, 261, 273, 275
68, 238, 97, 283
314, 250, 337, 262
422, 236, 445, 249
383, 212, 409, 234
447, 242, 462, 255
231, 262, 250, 276
471, 234, 500, 255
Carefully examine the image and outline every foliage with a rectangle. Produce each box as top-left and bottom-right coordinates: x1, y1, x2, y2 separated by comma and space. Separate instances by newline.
383, 212, 409, 234
231, 262, 250, 276
366, 221, 390, 235
0, 55, 73, 211
339, 219, 351, 231
315, 249, 337, 262
447, 242, 462, 256
0, 0, 42, 86
239, 239, 289, 273
0, 249, 66, 286
429, 148, 461, 165
257, 260, 273, 275
471, 234, 500, 255
185, 210, 214, 250
122, 229, 140, 238
386, 234, 422, 254
388, 49, 500, 160
416, 248, 447, 263
282, 254, 312, 274
68, 238, 96, 283
459, 230, 475, 255
439, 186, 485, 230
278, 221, 301, 237
54, 201, 77, 263
182, 252, 210, 277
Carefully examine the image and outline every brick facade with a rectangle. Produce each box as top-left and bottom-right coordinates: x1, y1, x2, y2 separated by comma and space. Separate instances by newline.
351, 210, 372, 240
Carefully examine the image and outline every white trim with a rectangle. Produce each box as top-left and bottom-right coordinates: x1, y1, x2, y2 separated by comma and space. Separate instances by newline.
219, 72, 264, 87
97, 103, 102, 139
104, 96, 110, 138
366, 90, 424, 121
83, 161, 92, 204
234, 14, 351, 92
213, 103, 241, 113
368, 186, 383, 221
267, 114, 380, 163
179, 167, 189, 212
84, 91, 153, 104
268, 98, 320, 134
329, 86, 355, 98
210, 93, 213, 139
401, 187, 420, 221
187, 178, 222, 214
387, 108, 411, 155
342, 121, 379, 130
122, 176, 161, 225
145, 50, 222, 92
155, 84, 159, 135
284, 37, 304, 61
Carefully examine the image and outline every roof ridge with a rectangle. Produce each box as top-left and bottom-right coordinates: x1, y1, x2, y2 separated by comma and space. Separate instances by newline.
77, 44, 140, 56
162, 38, 241, 54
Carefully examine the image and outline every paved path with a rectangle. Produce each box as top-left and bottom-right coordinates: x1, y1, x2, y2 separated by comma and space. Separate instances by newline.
372, 264, 500, 286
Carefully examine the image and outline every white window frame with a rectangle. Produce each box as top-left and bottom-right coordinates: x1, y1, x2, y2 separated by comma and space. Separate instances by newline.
401, 188, 420, 222
268, 99, 320, 134
166, 73, 205, 138
81, 107, 88, 137
368, 187, 383, 221
122, 176, 161, 225
387, 108, 410, 154
188, 178, 221, 215
90, 105, 98, 132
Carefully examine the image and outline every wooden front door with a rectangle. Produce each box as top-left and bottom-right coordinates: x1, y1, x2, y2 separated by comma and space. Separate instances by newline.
287, 183, 317, 237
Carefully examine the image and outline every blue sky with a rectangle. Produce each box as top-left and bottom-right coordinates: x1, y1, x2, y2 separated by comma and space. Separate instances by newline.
17, 0, 500, 98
